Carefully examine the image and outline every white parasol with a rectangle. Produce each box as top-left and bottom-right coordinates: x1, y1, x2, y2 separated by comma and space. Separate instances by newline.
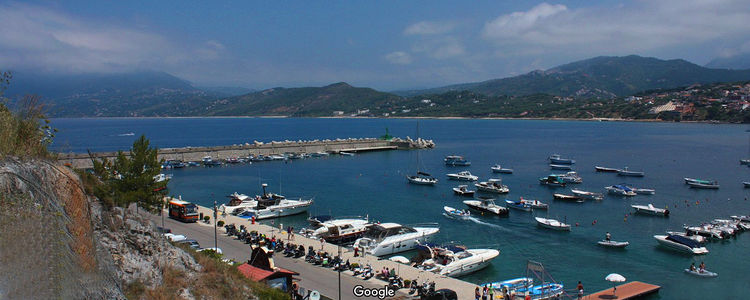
605, 273, 626, 296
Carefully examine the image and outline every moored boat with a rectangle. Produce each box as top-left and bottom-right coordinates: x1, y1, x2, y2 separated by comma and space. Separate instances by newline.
654, 234, 709, 254
491, 164, 514, 174
519, 198, 548, 210
539, 175, 566, 187
595, 166, 620, 172
555, 171, 582, 183
512, 282, 564, 300
597, 240, 629, 248
407, 172, 438, 185
687, 181, 719, 189
447, 171, 479, 181
570, 189, 603, 200
741, 159, 750, 165
452, 185, 475, 196
311, 217, 371, 244
605, 184, 637, 196
617, 167, 645, 177
475, 178, 510, 194
549, 164, 572, 170
631, 204, 669, 216
535, 217, 571, 231
666, 231, 707, 244
744, 182, 750, 188
413, 243, 499, 277
505, 199, 532, 212
548, 154, 575, 164
444, 155, 471, 166
463, 197, 509, 216
485, 277, 533, 293
553, 193, 582, 202
354, 223, 440, 256
443, 206, 471, 219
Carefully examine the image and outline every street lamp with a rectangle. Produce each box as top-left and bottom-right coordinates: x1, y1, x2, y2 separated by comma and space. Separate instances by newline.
213, 194, 217, 251
338, 244, 342, 300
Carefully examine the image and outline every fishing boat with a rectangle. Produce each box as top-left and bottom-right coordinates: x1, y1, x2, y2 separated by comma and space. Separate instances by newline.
570, 189, 603, 200
595, 166, 620, 172
666, 231, 707, 244
535, 217, 571, 231
310, 217, 371, 244
654, 234, 709, 254
475, 178, 509, 194
617, 167, 645, 177
548, 154, 575, 164
452, 185, 475, 196
549, 164, 572, 170
539, 175, 566, 187
687, 181, 720, 189
463, 197, 509, 216
555, 171, 582, 183
485, 278, 534, 293
597, 240, 629, 248
505, 199, 532, 212
553, 193, 582, 202
414, 243, 499, 277
519, 198, 548, 210
631, 204, 670, 216
353, 223, 440, 256
491, 164, 513, 174
446, 171, 478, 181
605, 184, 637, 196
684, 268, 718, 278
444, 155, 471, 166
443, 206, 471, 219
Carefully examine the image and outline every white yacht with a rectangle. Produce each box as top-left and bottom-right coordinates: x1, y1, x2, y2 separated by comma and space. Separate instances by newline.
475, 178, 509, 193
219, 192, 257, 215
153, 173, 173, 183
311, 217, 371, 244
654, 234, 708, 255
414, 243, 499, 277
631, 204, 669, 216
570, 189, 603, 200
535, 217, 571, 231
354, 223, 439, 256
235, 197, 313, 220
446, 171, 479, 181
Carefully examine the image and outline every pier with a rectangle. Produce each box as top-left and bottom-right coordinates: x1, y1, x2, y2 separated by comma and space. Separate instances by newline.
154, 204, 478, 300
583, 281, 660, 300
58, 136, 433, 169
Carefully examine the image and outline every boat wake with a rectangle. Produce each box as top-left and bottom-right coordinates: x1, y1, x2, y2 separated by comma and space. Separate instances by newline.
117, 132, 135, 136
444, 213, 512, 232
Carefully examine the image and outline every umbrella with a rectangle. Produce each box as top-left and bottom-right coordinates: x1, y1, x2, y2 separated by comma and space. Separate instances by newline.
605, 273, 626, 296
389, 256, 410, 264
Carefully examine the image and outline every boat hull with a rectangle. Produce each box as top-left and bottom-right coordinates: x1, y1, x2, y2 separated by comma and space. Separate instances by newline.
598, 240, 629, 248
684, 269, 718, 278
237, 201, 312, 220
654, 235, 708, 255
407, 175, 437, 185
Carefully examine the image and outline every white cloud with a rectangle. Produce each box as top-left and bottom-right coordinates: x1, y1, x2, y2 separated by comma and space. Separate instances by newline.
385, 51, 412, 65
404, 21, 455, 36
411, 37, 465, 59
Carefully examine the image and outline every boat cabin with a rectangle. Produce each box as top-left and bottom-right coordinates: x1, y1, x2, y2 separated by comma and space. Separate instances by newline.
364, 223, 416, 240
168, 199, 199, 222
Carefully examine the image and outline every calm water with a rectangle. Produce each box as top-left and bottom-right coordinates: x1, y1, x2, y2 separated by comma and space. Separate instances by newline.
51, 118, 750, 299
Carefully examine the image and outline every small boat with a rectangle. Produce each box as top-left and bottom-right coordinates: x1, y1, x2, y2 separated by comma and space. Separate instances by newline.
354, 223, 440, 256
413, 243, 499, 277
202, 156, 223, 167
553, 193, 582, 202
617, 167, 645, 177
631, 204, 669, 216
443, 206, 471, 219
505, 199, 532, 212
595, 166, 620, 172
513, 283, 564, 300
153, 173, 173, 183
741, 159, 750, 165
744, 182, 750, 188
731, 215, 750, 223
446, 171, 479, 181
464, 197, 509, 216
684, 269, 718, 278
684, 225, 725, 239
519, 198, 548, 210
309, 151, 330, 157
555, 171, 582, 183
485, 278, 534, 292
407, 172, 438, 185
605, 184, 637, 196
666, 231, 707, 244
654, 234, 709, 254
539, 175, 566, 187
549, 164, 572, 170
684, 177, 713, 185
490, 164, 513, 174
597, 240, 630, 248
339, 151, 355, 156
687, 181, 719, 189
444, 155, 471, 166
570, 189, 603, 200
475, 179, 510, 194
627, 186, 655, 195
452, 185, 475, 196
548, 154, 575, 164
535, 217, 571, 231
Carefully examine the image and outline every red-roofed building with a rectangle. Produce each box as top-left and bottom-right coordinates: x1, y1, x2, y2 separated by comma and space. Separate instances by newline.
236, 246, 299, 292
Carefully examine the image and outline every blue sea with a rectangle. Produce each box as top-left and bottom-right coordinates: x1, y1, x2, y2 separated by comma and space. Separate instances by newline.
51, 117, 750, 299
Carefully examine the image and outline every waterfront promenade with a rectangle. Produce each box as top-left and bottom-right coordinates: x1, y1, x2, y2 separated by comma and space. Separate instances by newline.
154, 204, 479, 299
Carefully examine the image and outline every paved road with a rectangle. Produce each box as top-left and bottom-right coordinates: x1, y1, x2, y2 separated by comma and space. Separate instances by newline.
150, 213, 408, 300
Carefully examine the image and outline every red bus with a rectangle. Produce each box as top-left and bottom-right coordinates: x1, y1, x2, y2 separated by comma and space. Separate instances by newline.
168, 199, 199, 222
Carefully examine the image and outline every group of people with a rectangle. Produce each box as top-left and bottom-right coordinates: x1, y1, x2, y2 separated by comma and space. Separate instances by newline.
474, 285, 495, 300
689, 261, 707, 273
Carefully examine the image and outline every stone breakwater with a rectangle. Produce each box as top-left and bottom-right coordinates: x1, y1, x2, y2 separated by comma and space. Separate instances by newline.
57, 137, 435, 169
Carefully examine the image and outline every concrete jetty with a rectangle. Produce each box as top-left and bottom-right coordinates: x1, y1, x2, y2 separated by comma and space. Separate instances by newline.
58, 136, 435, 169
161, 204, 479, 300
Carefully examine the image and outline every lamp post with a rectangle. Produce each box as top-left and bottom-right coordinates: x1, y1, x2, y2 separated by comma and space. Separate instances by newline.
213, 194, 217, 251
338, 244, 342, 300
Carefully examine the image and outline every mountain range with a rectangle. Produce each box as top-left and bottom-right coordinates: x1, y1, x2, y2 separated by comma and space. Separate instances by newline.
3, 55, 750, 117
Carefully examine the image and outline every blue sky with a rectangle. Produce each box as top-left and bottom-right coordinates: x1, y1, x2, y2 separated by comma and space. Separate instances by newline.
1, 1, 749, 90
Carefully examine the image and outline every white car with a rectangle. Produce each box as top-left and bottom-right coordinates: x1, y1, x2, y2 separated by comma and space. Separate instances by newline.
164, 233, 186, 242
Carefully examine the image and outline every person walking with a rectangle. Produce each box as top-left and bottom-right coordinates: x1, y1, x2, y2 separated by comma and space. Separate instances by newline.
577, 281, 584, 299
482, 285, 488, 300
475, 286, 481, 300
488, 286, 494, 300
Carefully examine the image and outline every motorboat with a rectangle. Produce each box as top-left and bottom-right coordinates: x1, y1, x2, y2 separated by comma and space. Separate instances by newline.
631, 204, 669, 216
687, 181, 719, 189
654, 234, 709, 254
219, 192, 257, 215
339, 151, 355, 156
684, 268, 718, 278
485, 278, 534, 293
413, 243, 499, 277
475, 179, 509, 194
310, 151, 330, 157
549, 164, 572, 170
597, 240, 630, 248
447, 171, 478, 181
463, 197, 509, 216
626, 185, 655, 195
491, 165, 513, 174
505, 199, 532, 212
744, 182, 750, 188
236, 197, 313, 220
311, 217, 371, 244
444, 155, 471, 166
443, 206, 471, 219
548, 154, 575, 164
618, 167, 645, 177
570, 189, 603, 200
353, 223, 440, 256
684, 177, 714, 185
553, 193, 582, 202
539, 175, 566, 187
595, 166, 619, 172
666, 231, 707, 244
153, 173, 173, 183
535, 217, 571, 231
202, 156, 222, 166
555, 171, 582, 183
268, 154, 285, 160
407, 172, 438, 185
684, 225, 725, 240
741, 159, 750, 165
452, 185, 475, 196
731, 215, 750, 223
513, 283, 565, 299
519, 198, 548, 210
605, 184, 637, 196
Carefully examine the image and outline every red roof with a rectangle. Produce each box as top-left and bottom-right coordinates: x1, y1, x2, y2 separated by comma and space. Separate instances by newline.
237, 263, 298, 282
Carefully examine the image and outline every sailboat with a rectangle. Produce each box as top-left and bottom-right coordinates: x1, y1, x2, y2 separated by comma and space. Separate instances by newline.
407, 122, 437, 185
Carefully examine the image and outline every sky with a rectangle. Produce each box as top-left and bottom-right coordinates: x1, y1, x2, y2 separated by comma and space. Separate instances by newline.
1, 0, 749, 91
